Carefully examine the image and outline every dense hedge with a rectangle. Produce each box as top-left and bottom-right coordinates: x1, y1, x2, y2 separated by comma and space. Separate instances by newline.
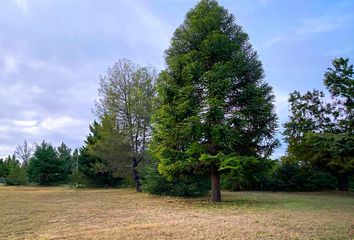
141, 165, 210, 197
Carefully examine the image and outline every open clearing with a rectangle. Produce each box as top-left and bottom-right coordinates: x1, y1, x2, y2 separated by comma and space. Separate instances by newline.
0, 187, 353, 239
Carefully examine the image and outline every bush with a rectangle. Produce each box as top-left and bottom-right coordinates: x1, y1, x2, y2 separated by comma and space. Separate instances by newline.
269, 161, 337, 191
348, 175, 354, 192
221, 158, 337, 192
6, 166, 27, 185
0, 177, 6, 184
142, 165, 210, 197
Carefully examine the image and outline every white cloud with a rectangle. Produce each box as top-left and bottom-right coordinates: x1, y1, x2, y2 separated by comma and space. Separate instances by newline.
273, 88, 289, 117
263, 14, 353, 48
0, 144, 15, 158
12, 0, 30, 14
41, 116, 82, 131
13, 120, 38, 127
295, 16, 350, 35
0, 55, 18, 73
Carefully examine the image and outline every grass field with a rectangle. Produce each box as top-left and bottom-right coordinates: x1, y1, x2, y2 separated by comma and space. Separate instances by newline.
0, 187, 353, 239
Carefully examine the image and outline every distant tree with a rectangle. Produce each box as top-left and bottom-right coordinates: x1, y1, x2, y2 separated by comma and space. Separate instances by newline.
96, 59, 156, 191
79, 121, 126, 187
6, 165, 27, 185
57, 142, 72, 181
150, 0, 278, 201
0, 155, 19, 178
87, 115, 131, 182
27, 141, 66, 185
324, 57, 354, 130
0, 159, 4, 180
283, 90, 334, 148
284, 58, 354, 191
72, 148, 79, 173
14, 140, 34, 167
270, 159, 337, 191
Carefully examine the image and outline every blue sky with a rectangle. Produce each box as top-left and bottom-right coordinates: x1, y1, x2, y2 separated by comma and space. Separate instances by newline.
0, 0, 353, 158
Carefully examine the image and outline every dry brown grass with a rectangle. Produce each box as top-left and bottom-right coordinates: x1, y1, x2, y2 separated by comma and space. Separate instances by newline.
0, 186, 353, 239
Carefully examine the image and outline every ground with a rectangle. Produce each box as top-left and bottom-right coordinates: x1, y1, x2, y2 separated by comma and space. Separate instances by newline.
0, 187, 353, 240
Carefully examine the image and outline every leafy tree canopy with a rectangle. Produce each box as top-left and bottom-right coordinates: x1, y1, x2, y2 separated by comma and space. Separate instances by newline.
284, 57, 354, 191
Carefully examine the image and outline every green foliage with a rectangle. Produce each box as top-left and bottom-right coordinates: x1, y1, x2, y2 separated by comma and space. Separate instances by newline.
96, 59, 156, 191
27, 141, 66, 185
283, 90, 334, 148
0, 155, 19, 178
293, 133, 354, 175
0, 159, 4, 179
68, 170, 88, 188
87, 115, 131, 179
151, 0, 278, 197
221, 157, 276, 191
324, 57, 354, 131
6, 165, 27, 186
0, 155, 27, 185
79, 119, 127, 187
142, 163, 210, 197
284, 58, 354, 190
270, 161, 337, 191
220, 156, 338, 191
57, 142, 73, 182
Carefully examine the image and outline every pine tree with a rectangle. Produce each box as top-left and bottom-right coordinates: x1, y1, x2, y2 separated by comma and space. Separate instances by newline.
27, 141, 66, 185
80, 119, 129, 187
57, 142, 72, 182
151, 0, 278, 202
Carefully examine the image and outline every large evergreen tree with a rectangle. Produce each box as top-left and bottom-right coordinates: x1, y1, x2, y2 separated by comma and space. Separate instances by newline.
151, 0, 278, 201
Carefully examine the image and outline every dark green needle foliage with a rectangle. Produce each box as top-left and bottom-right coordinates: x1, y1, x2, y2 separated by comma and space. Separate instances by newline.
57, 142, 73, 182
151, 0, 278, 201
79, 118, 129, 187
27, 141, 66, 185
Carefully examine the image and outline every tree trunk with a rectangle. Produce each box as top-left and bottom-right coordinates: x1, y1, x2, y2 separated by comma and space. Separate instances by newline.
211, 166, 221, 202
338, 173, 348, 191
132, 158, 142, 192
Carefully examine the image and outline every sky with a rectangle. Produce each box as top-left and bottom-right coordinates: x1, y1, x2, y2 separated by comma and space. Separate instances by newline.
0, 0, 353, 159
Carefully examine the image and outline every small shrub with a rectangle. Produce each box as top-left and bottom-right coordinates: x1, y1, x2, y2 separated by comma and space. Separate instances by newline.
6, 166, 27, 185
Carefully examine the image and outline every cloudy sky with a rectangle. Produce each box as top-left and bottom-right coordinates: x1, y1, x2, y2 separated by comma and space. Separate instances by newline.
0, 0, 353, 159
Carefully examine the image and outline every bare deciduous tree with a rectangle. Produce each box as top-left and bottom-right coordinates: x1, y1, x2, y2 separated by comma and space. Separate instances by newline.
14, 140, 34, 166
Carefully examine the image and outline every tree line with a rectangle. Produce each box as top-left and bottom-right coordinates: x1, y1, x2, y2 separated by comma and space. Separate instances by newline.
1, 0, 353, 202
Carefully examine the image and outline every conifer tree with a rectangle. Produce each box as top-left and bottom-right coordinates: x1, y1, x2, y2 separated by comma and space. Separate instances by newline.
151, 0, 278, 201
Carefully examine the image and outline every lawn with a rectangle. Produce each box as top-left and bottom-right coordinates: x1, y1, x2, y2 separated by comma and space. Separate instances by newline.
0, 187, 353, 239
